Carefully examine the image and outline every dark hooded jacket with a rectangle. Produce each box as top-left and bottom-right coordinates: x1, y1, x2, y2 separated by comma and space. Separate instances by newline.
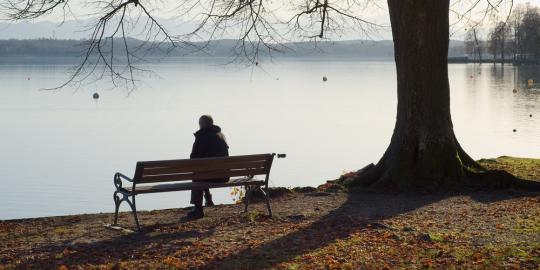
190, 125, 229, 159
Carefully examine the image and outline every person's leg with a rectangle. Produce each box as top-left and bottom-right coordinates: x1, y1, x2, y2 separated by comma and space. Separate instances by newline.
187, 189, 204, 219
190, 189, 204, 206
203, 178, 228, 206
204, 189, 214, 206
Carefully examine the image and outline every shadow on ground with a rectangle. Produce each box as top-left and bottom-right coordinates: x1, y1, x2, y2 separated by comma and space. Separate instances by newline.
10, 189, 539, 269
199, 189, 539, 269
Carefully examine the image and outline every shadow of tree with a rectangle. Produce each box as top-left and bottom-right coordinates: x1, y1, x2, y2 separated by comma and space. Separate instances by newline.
199, 192, 448, 269
201, 190, 539, 270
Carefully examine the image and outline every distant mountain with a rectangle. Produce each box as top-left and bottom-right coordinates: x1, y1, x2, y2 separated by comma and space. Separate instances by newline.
0, 19, 467, 59
0, 20, 85, 39
0, 19, 200, 40
0, 38, 466, 59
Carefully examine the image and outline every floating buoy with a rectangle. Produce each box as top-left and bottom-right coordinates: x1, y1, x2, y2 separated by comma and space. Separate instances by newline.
513, 129, 517, 132
322, 76, 328, 82
527, 79, 534, 86
513, 89, 517, 93
93, 93, 100, 99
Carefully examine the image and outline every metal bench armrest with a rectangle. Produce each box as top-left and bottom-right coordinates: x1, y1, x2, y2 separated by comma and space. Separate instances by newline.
114, 172, 134, 190
116, 172, 134, 182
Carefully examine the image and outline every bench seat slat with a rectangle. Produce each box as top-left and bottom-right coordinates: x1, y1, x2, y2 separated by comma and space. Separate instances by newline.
138, 167, 268, 183
124, 178, 264, 194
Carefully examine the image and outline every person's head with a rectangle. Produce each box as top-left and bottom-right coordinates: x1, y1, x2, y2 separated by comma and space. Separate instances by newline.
199, 115, 214, 129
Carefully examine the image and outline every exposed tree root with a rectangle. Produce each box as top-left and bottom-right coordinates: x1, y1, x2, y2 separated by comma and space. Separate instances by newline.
337, 146, 540, 192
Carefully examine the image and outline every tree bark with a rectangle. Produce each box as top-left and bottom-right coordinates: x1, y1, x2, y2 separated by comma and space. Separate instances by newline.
346, 0, 482, 190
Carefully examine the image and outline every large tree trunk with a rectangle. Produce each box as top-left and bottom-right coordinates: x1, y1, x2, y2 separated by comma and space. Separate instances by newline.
378, 0, 472, 188
345, 0, 481, 190
338, 0, 540, 191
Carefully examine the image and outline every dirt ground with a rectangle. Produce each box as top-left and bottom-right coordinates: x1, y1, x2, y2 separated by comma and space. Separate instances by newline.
1, 157, 539, 269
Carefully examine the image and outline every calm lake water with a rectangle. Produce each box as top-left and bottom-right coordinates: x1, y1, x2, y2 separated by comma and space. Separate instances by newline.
1, 59, 539, 220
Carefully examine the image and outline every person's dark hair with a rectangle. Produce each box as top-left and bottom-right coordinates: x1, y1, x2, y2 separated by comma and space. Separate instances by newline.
199, 115, 214, 127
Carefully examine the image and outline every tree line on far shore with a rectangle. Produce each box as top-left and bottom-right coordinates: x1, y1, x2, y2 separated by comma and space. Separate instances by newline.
465, 3, 540, 63
0, 38, 466, 59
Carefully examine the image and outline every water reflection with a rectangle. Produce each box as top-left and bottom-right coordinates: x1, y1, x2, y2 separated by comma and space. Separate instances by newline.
453, 63, 539, 166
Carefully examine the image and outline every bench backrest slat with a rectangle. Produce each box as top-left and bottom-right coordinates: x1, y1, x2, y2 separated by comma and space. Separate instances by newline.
142, 160, 268, 175
139, 154, 270, 168
140, 168, 269, 183
133, 154, 274, 184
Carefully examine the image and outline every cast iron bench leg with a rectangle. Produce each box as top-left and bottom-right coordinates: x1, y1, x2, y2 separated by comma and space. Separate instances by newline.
259, 186, 272, 217
112, 191, 141, 231
113, 191, 121, 225
126, 195, 141, 231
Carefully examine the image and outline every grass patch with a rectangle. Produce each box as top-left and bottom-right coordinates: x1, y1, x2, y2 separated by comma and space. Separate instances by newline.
513, 209, 540, 234
478, 156, 540, 181
428, 232, 446, 242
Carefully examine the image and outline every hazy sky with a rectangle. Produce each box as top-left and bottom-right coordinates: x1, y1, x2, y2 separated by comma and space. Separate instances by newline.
0, 0, 539, 40
25, 0, 538, 22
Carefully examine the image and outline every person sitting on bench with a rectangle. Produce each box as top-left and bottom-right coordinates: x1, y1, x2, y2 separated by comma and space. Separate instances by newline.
186, 115, 229, 219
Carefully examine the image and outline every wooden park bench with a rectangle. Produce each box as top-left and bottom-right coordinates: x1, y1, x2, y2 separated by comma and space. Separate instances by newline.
112, 153, 284, 230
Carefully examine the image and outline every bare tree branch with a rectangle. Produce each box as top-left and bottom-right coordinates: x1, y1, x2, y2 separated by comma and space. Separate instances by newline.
0, 0, 518, 89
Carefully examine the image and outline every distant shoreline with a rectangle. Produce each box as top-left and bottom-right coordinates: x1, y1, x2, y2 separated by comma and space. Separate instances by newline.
0, 38, 467, 59
448, 57, 540, 65
1, 56, 538, 66
0, 56, 397, 65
